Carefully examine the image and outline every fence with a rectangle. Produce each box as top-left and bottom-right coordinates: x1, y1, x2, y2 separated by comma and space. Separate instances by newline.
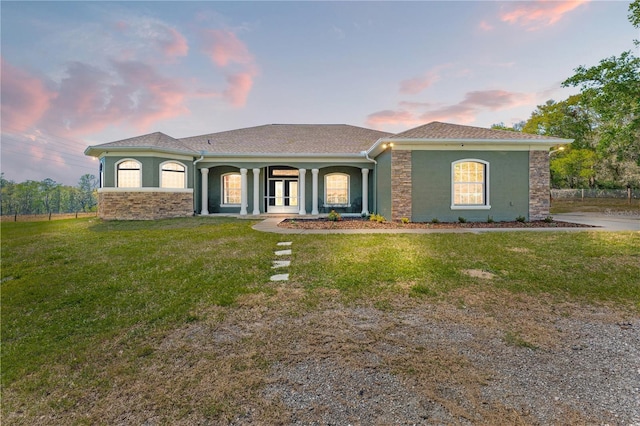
0, 212, 98, 222
551, 188, 637, 200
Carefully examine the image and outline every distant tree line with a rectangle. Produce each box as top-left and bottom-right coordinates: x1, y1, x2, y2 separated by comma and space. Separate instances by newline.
0, 173, 98, 216
492, 1, 640, 190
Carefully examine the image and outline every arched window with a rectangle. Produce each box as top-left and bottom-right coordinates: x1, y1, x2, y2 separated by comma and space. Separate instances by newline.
160, 161, 186, 189
221, 173, 241, 205
117, 159, 141, 188
451, 160, 490, 209
325, 173, 350, 206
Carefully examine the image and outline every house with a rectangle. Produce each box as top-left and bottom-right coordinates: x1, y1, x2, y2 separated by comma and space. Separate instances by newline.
84, 121, 571, 222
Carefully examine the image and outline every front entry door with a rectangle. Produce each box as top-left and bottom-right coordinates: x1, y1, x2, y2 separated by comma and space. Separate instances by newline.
267, 167, 299, 213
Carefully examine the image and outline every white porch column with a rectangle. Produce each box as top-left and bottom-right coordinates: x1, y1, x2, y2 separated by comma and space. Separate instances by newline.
252, 168, 260, 215
361, 168, 370, 215
200, 168, 209, 215
298, 168, 307, 215
311, 168, 319, 215
240, 168, 248, 215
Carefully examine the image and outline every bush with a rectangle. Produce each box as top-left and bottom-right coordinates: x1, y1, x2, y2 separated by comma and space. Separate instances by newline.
401, 217, 410, 224
543, 215, 554, 223
458, 217, 467, 223
327, 210, 342, 221
516, 215, 526, 223
431, 218, 440, 224
487, 215, 494, 223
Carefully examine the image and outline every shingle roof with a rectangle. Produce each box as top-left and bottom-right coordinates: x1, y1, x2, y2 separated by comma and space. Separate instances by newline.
89, 131, 197, 153
389, 121, 563, 140
179, 124, 392, 154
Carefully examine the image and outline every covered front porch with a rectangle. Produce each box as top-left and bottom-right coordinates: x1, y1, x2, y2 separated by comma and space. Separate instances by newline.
197, 164, 373, 216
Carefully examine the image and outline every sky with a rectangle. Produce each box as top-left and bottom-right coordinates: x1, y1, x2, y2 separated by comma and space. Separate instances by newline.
1, 0, 637, 185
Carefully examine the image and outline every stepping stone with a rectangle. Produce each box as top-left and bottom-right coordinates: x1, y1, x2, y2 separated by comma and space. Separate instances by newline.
277, 241, 292, 246
272, 260, 291, 268
270, 273, 289, 281
275, 249, 292, 256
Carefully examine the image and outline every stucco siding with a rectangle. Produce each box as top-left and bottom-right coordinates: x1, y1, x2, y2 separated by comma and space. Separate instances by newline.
375, 150, 392, 219
102, 156, 193, 188
411, 151, 530, 222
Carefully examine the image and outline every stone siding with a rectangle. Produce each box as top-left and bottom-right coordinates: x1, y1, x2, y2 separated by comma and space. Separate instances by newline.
529, 151, 550, 220
98, 190, 194, 220
391, 150, 412, 221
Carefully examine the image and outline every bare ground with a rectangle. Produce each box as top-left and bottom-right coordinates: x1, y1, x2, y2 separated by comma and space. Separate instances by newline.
7, 285, 638, 425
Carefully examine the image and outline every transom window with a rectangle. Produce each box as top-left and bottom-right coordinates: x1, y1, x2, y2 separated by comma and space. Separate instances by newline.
222, 173, 242, 205
160, 162, 186, 188
452, 160, 490, 209
117, 160, 141, 188
325, 173, 349, 206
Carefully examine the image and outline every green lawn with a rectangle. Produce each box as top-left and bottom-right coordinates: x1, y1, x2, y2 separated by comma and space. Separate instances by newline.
2, 217, 639, 423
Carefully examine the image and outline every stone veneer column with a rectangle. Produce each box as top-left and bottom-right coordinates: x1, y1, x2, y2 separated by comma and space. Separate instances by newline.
361, 168, 369, 215
391, 150, 412, 222
252, 168, 261, 215
298, 168, 306, 215
200, 168, 209, 215
311, 169, 319, 215
240, 168, 248, 215
529, 150, 550, 220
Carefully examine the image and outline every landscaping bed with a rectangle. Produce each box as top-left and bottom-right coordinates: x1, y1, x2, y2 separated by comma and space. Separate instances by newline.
279, 217, 595, 229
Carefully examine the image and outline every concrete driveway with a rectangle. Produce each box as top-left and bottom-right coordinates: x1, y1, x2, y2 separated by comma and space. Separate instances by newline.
553, 212, 639, 232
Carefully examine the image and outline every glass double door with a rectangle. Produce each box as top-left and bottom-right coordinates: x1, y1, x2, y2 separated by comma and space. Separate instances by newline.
266, 167, 299, 213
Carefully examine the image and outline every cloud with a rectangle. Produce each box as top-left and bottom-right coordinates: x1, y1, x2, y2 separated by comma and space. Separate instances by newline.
201, 29, 254, 67
500, 0, 589, 30
479, 20, 494, 31
366, 89, 533, 129
200, 29, 258, 107
114, 17, 189, 63
0, 58, 56, 132
399, 65, 452, 95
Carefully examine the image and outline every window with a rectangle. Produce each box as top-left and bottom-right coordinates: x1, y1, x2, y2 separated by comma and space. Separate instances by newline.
160, 162, 186, 188
325, 173, 349, 206
117, 160, 141, 188
222, 173, 241, 205
452, 160, 489, 209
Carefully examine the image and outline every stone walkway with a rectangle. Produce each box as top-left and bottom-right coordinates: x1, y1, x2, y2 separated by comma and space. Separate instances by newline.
270, 241, 292, 282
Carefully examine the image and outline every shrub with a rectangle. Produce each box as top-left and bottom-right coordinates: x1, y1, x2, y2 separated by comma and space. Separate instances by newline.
401, 217, 410, 224
487, 215, 494, 223
516, 215, 526, 223
328, 210, 342, 221
375, 214, 386, 223
543, 215, 554, 223
431, 218, 440, 223
458, 216, 467, 223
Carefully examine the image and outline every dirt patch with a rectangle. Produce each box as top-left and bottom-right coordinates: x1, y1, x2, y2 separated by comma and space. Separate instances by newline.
279, 217, 595, 230
17, 287, 634, 425
462, 269, 496, 279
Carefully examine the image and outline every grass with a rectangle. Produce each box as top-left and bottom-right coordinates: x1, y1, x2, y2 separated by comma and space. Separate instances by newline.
550, 197, 639, 214
2, 216, 639, 423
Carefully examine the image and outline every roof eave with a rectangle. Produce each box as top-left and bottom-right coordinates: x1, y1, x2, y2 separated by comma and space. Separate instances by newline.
84, 145, 197, 157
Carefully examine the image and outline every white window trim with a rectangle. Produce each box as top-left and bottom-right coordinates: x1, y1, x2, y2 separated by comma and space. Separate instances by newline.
115, 158, 142, 188
159, 161, 187, 189
324, 172, 351, 207
450, 159, 491, 210
221, 172, 241, 206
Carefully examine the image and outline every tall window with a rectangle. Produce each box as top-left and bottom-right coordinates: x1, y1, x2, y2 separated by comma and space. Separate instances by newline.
325, 173, 349, 205
117, 160, 141, 188
452, 160, 489, 208
222, 173, 241, 205
160, 162, 186, 188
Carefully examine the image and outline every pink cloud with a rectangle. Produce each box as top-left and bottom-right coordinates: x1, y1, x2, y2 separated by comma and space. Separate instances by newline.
479, 20, 494, 31
366, 89, 533, 129
37, 60, 188, 136
399, 72, 440, 95
223, 72, 255, 108
160, 27, 189, 59
201, 29, 254, 67
0, 58, 56, 132
500, 0, 589, 30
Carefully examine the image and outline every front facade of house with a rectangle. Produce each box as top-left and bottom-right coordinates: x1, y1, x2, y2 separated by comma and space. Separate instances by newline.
84, 122, 571, 222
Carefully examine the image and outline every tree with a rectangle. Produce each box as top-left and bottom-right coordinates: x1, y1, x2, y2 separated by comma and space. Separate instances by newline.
78, 174, 98, 212
550, 148, 597, 188
521, 96, 594, 149
559, 2, 640, 188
